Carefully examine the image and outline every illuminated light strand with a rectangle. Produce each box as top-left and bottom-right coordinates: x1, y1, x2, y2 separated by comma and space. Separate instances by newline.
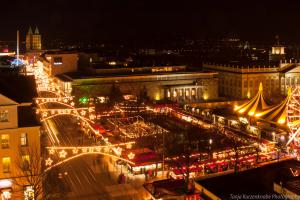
45, 142, 135, 150
37, 107, 91, 112
45, 152, 135, 172
37, 101, 75, 109
41, 113, 95, 124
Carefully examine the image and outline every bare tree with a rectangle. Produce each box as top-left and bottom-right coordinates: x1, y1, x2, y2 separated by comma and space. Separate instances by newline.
12, 142, 43, 200
12, 142, 66, 200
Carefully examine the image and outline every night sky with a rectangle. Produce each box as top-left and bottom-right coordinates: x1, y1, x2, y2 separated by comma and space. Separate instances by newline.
2, 1, 300, 44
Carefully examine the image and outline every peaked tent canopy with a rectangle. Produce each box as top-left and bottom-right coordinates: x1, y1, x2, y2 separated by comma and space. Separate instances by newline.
234, 83, 270, 116
254, 88, 292, 125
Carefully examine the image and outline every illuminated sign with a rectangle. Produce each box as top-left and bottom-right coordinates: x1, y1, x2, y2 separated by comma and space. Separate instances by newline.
53, 57, 62, 65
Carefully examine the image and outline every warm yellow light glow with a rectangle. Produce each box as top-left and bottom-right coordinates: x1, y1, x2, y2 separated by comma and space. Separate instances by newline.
108, 61, 116, 65
247, 91, 251, 99
255, 113, 262, 117
259, 82, 263, 92
248, 111, 254, 116
155, 93, 160, 101
203, 93, 208, 100
239, 109, 245, 113
234, 105, 239, 111
278, 119, 285, 124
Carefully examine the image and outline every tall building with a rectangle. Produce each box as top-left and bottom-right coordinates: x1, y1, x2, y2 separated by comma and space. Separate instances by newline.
26, 26, 42, 51
0, 75, 41, 199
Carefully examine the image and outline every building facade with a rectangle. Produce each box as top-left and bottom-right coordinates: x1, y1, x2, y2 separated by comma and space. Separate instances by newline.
203, 60, 300, 99
55, 69, 219, 103
0, 76, 40, 200
40, 51, 78, 77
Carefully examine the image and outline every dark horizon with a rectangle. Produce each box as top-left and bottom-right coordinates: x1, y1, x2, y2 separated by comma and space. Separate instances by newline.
3, 1, 300, 45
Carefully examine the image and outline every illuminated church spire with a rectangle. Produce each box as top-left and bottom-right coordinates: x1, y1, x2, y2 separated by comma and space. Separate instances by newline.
28, 26, 33, 35
34, 26, 39, 34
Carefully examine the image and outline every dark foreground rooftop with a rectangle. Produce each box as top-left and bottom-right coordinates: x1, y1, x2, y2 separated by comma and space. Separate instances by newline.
197, 159, 300, 200
0, 75, 37, 103
18, 106, 40, 128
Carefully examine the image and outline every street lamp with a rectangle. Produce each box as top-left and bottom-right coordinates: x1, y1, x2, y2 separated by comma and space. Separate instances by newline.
208, 139, 213, 160
272, 132, 276, 142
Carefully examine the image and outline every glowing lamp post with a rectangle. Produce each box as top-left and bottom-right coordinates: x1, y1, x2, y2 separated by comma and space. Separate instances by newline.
208, 139, 213, 160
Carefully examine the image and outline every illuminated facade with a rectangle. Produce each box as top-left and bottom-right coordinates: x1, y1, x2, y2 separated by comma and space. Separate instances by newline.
56, 71, 219, 103
203, 60, 300, 99
40, 51, 78, 77
0, 97, 40, 199
0, 76, 40, 200
26, 26, 42, 51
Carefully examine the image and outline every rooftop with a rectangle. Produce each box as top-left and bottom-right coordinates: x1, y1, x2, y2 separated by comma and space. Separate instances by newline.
144, 179, 199, 199
60, 70, 217, 81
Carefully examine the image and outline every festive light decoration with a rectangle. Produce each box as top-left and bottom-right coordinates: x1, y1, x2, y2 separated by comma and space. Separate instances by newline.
128, 152, 135, 160
59, 150, 67, 158
45, 152, 135, 172
45, 158, 53, 166
126, 143, 132, 149
48, 148, 55, 155
108, 116, 168, 139
287, 87, 300, 149
44, 142, 135, 169
72, 148, 78, 154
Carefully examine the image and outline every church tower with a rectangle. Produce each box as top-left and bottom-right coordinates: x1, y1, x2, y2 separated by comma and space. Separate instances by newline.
270, 35, 285, 62
26, 26, 42, 51
25, 27, 33, 51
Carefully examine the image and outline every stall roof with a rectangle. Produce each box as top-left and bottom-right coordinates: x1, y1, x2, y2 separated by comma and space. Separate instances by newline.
255, 88, 291, 126
234, 83, 270, 117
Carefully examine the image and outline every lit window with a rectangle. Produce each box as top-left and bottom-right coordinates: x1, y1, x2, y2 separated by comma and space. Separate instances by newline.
1, 135, 9, 149
21, 133, 28, 146
173, 90, 177, 98
185, 90, 190, 97
2, 157, 10, 173
0, 110, 8, 122
179, 89, 183, 96
167, 90, 170, 98
191, 89, 195, 96
22, 155, 30, 171
53, 57, 62, 65
24, 185, 34, 200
